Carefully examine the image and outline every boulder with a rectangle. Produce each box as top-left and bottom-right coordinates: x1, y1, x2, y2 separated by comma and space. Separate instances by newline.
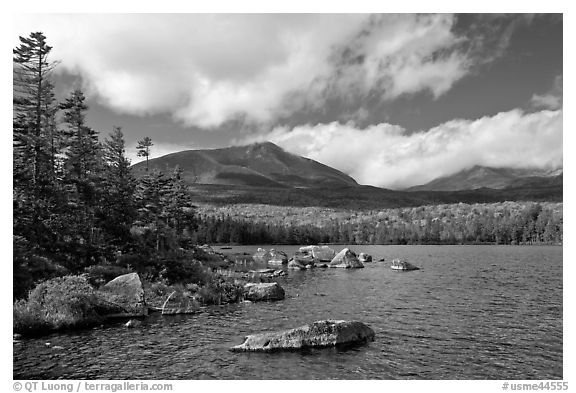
253, 248, 270, 263
288, 259, 305, 270
99, 273, 147, 317
231, 320, 375, 352
267, 249, 289, 265
273, 270, 287, 277
359, 253, 372, 263
329, 248, 364, 269
312, 246, 336, 261
292, 251, 315, 265
298, 245, 335, 261
243, 282, 285, 301
124, 319, 142, 328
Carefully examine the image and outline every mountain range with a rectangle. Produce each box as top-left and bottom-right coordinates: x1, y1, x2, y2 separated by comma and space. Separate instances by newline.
407, 165, 563, 192
131, 142, 562, 209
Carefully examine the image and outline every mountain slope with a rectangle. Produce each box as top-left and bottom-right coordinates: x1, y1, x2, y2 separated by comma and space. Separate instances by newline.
408, 166, 562, 192
131, 142, 358, 188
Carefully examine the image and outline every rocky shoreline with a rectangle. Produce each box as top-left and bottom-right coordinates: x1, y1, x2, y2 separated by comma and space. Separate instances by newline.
14, 244, 376, 350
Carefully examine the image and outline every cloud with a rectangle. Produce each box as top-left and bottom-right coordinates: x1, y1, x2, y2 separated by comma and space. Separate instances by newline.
531, 75, 563, 110
13, 14, 520, 129
241, 109, 562, 189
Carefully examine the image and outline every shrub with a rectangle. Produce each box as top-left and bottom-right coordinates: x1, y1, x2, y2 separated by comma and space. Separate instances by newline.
195, 275, 244, 305
158, 252, 211, 285
13, 275, 103, 335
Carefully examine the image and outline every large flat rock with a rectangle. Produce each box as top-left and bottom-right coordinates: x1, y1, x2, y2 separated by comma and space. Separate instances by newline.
231, 320, 375, 351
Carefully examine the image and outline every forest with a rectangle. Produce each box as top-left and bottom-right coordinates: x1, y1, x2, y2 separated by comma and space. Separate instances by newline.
191, 201, 563, 246
12, 32, 563, 310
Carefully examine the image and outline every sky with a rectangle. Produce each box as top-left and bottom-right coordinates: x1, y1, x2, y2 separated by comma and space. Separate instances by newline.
12, 13, 563, 189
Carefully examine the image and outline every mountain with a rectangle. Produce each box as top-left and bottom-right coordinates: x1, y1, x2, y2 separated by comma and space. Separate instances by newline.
131, 142, 358, 188
132, 145, 561, 209
407, 166, 563, 192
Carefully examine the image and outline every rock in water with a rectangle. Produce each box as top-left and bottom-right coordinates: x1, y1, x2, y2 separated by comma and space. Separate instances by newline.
124, 319, 142, 328
298, 245, 335, 262
231, 320, 375, 351
288, 257, 307, 270
267, 249, 288, 265
329, 248, 364, 269
312, 246, 336, 261
359, 253, 373, 263
253, 248, 271, 263
243, 282, 285, 301
99, 273, 147, 317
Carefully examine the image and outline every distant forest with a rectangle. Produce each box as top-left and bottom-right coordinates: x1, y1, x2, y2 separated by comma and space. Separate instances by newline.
191, 201, 563, 246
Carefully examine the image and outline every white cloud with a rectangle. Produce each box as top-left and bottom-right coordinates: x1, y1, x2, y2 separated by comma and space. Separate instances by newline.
14, 14, 480, 128
242, 109, 563, 189
531, 75, 563, 110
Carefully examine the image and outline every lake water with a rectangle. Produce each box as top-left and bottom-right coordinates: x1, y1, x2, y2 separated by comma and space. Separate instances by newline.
13, 245, 563, 380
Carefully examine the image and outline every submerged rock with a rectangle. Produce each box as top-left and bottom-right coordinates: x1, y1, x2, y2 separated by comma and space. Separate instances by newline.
231, 320, 375, 352
99, 273, 147, 317
329, 248, 364, 269
243, 282, 285, 301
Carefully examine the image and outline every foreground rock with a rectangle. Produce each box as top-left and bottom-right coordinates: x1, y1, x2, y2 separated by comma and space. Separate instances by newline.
329, 248, 364, 269
99, 273, 147, 317
231, 320, 375, 352
243, 282, 285, 301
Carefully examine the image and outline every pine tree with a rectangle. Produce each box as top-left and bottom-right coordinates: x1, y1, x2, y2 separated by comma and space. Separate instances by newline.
59, 88, 104, 265
13, 32, 67, 258
13, 32, 60, 193
136, 137, 153, 171
101, 126, 137, 246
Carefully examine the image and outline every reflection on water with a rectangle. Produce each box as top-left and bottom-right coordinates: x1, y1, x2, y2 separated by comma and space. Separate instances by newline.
13, 245, 562, 380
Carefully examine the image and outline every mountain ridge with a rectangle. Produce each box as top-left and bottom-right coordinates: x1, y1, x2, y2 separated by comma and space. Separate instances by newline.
407, 165, 563, 192
131, 141, 359, 188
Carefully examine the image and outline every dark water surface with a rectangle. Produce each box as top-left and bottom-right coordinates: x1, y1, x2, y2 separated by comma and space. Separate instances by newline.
13, 245, 562, 380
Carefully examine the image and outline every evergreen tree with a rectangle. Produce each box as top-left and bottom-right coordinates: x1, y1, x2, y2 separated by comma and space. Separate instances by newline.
13, 32, 66, 259
59, 88, 104, 266
136, 137, 153, 171
13, 32, 60, 193
100, 127, 137, 246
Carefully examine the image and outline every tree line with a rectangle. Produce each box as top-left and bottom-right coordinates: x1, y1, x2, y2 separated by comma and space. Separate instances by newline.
189, 201, 562, 246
